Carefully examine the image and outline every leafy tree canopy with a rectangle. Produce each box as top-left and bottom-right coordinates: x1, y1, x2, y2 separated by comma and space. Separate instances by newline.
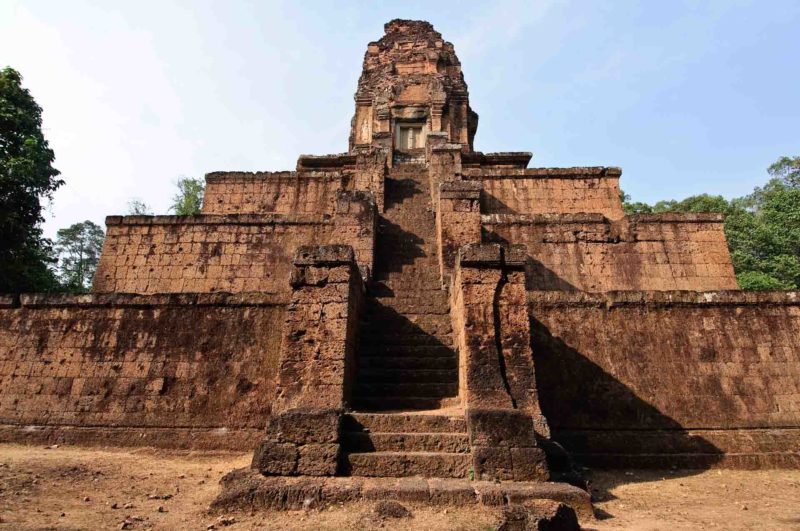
622, 156, 800, 290
53, 220, 105, 293
0, 67, 63, 292
127, 198, 153, 215
170, 177, 204, 216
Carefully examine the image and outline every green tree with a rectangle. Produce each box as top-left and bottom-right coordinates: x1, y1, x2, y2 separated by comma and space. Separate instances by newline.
53, 220, 105, 293
622, 156, 800, 291
0, 67, 63, 292
127, 198, 153, 215
620, 191, 654, 215
170, 177, 204, 215
767, 156, 800, 188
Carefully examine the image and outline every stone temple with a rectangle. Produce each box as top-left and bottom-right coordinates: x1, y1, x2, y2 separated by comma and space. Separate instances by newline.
0, 19, 798, 513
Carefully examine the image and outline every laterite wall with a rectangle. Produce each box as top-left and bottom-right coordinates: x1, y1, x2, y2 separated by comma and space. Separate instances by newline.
466, 167, 624, 220
93, 215, 334, 294
0, 293, 285, 450
529, 291, 800, 468
485, 213, 738, 291
202, 171, 349, 215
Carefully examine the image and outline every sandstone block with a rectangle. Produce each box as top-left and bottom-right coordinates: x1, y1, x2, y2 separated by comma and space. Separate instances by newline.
467, 409, 537, 448
472, 445, 513, 481
511, 447, 550, 481
266, 409, 341, 444
293, 245, 355, 266
251, 440, 297, 475
460, 243, 503, 266
297, 443, 339, 476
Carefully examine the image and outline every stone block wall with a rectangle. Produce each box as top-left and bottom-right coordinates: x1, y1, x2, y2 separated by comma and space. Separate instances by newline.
94, 196, 375, 294
0, 293, 285, 450
484, 213, 738, 291
202, 171, 348, 215
253, 245, 363, 477
94, 215, 334, 294
465, 167, 623, 220
529, 291, 800, 468
451, 245, 550, 481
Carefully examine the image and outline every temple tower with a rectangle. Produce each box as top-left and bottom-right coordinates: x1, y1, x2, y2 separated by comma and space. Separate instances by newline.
349, 19, 479, 163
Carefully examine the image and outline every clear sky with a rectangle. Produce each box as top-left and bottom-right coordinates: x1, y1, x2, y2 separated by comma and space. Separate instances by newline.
2, 0, 798, 237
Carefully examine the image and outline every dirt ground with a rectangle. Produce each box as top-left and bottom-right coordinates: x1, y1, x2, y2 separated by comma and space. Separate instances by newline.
0, 444, 798, 530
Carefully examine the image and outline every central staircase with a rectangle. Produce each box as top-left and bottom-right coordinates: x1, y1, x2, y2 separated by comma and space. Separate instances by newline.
345, 163, 468, 478
340, 412, 471, 478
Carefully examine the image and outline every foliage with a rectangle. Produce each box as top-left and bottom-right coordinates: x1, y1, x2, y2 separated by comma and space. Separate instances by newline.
170, 177, 204, 216
622, 156, 800, 290
0, 67, 63, 292
127, 198, 153, 215
767, 156, 800, 188
53, 220, 105, 293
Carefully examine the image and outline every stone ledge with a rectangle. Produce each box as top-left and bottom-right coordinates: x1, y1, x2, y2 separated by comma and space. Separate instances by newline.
206, 170, 294, 182
431, 143, 463, 153
565, 451, 800, 470
482, 213, 608, 225
210, 469, 593, 520
105, 213, 332, 226
4, 292, 287, 309
463, 166, 621, 179
553, 428, 800, 459
0, 425, 263, 451
527, 290, 800, 307
462, 152, 533, 168
482, 212, 725, 226
205, 170, 347, 183
297, 153, 357, 169
630, 213, 726, 223
293, 245, 356, 266
440, 181, 482, 199
458, 243, 527, 268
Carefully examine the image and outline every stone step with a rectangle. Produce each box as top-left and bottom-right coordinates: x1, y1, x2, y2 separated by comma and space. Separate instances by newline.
357, 356, 458, 370
343, 413, 467, 434
359, 344, 455, 357
386, 175, 427, 180
342, 432, 470, 454
342, 452, 471, 478
368, 282, 444, 292
360, 319, 452, 336
367, 292, 449, 303
351, 396, 459, 411
212, 473, 595, 520
356, 368, 457, 384
354, 382, 458, 397
365, 301, 450, 315
360, 333, 453, 346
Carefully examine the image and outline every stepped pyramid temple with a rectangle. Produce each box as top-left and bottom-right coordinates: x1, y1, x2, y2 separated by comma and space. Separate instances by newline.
1, 19, 798, 514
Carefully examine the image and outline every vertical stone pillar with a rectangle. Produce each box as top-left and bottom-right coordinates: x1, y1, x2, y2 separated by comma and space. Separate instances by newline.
334, 190, 377, 280
426, 131, 462, 207
451, 243, 550, 481
430, 101, 445, 132
252, 245, 363, 476
459, 102, 469, 144
353, 148, 388, 213
436, 181, 481, 286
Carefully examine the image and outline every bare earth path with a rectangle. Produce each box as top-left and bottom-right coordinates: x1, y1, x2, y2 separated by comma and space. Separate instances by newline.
0, 444, 798, 530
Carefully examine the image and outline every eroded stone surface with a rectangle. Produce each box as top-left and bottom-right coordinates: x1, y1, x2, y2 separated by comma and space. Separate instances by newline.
211, 470, 593, 521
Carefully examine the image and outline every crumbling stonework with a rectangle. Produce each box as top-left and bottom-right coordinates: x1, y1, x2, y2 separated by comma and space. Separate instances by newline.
0, 18, 798, 496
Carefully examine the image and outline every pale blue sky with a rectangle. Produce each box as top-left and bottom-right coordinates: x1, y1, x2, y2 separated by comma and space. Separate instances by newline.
2, 1, 798, 237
